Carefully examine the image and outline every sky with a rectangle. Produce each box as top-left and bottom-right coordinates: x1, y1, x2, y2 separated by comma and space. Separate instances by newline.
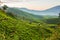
1, 0, 60, 10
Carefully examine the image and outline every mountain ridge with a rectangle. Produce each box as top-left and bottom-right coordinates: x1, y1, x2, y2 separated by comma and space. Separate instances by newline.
19, 5, 60, 16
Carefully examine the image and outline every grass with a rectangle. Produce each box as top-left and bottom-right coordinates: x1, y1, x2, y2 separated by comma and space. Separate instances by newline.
0, 10, 60, 40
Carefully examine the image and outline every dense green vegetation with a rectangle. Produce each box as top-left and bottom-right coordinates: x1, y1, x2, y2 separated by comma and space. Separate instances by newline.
0, 6, 60, 40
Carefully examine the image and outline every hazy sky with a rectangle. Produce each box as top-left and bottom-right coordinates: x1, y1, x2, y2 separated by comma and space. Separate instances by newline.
1, 0, 60, 10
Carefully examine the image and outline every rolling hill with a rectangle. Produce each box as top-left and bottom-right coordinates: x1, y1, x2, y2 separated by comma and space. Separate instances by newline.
6, 7, 44, 22
0, 7, 60, 40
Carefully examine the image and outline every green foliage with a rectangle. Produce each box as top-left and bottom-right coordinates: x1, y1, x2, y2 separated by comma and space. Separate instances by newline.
59, 13, 60, 18
2, 5, 8, 10
0, 10, 60, 40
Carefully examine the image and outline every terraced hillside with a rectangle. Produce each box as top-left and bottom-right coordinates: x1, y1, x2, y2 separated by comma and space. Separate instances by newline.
0, 10, 60, 40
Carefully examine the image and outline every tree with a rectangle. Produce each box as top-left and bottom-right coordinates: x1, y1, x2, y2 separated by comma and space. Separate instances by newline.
2, 5, 8, 10
59, 13, 60, 19
58, 13, 60, 22
58, 13, 60, 28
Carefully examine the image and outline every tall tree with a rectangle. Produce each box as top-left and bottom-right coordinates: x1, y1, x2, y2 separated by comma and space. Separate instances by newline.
58, 13, 60, 27
59, 13, 60, 19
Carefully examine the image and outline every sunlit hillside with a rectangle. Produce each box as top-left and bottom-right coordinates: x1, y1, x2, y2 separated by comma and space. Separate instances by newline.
0, 5, 60, 40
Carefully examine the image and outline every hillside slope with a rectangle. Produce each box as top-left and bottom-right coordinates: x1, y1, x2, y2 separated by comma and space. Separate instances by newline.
0, 10, 60, 40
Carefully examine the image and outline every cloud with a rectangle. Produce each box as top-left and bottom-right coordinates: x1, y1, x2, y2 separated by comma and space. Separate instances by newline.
1, 0, 23, 2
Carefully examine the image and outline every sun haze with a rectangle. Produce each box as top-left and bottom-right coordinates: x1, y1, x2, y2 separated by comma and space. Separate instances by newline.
1, 0, 60, 10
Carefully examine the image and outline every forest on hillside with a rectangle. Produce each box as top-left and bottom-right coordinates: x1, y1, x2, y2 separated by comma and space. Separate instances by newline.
0, 5, 60, 40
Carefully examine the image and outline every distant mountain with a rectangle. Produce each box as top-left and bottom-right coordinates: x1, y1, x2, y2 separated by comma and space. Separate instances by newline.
20, 5, 60, 16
